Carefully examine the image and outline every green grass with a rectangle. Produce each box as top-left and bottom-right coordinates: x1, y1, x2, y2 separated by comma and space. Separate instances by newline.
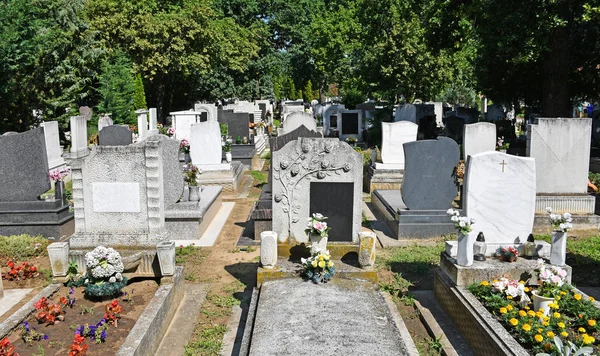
250, 170, 267, 187
0, 234, 50, 261
184, 325, 228, 356
175, 245, 201, 264
260, 151, 271, 160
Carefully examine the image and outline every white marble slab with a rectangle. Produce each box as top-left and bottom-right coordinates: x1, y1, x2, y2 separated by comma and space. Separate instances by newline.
40, 121, 65, 169
464, 152, 536, 244
190, 121, 222, 166
380, 121, 418, 168
92, 182, 141, 212
463, 122, 496, 159
69, 116, 87, 154
171, 111, 200, 141
0, 288, 33, 317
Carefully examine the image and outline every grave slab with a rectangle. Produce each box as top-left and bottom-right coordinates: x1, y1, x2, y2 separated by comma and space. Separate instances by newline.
0, 289, 33, 318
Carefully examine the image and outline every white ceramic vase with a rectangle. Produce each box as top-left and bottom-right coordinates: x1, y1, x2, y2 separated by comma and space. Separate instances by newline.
550, 231, 567, 266
456, 231, 477, 267
225, 152, 232, 163
532, 291, 555, 316
310, 234, 328, 255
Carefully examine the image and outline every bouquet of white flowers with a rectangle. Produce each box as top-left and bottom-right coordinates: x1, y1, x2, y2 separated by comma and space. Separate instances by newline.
77, 246, 128, 298
546, 207, 573, 232
446, 208, 476, 235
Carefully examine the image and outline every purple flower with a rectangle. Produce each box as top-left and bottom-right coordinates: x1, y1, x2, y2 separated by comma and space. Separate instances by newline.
76, 325, 84, 335
43, 334, 48, 340
69, 287, 75, 295
101, 330, 107, 340
23, 321, 30, 332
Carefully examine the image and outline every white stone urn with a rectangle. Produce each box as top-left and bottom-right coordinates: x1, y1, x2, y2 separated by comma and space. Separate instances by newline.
456, 231, 476, 267
309, 233, 328, 255
550, 231, 567, 266
532, 291, 555, 316
156, 241, 176, 276
225, 152, 232, 163
260, 231, 278, 269
47, 241, 70, 277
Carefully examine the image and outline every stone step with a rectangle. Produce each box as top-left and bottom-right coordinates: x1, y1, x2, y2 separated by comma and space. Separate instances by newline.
257, 259, 377, 286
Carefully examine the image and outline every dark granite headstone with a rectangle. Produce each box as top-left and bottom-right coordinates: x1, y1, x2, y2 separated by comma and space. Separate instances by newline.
401, 137, 459, 210
330, 115, 338, 128
219, 109, 250, 140
258, 103, 267, 121
310, 182, 353, 242
341, 113, 359, 135
445, 116, 465, 143
0, 127, 50, 201
495, 120, 516, 140
98, 125, 133, 146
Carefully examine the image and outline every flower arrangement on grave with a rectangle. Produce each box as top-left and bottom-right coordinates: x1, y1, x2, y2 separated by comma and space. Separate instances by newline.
305, 213, 330, 238
496, 136, 510, 151
69, 333, 89, 356
71, 246, 127, 298
446, 209, 475, 235
468, 278, 599, 354
547, 208, 574, 233
535, 259, 569, 298
20, 322, 48, 344
547, 207, 574, 267
34, 296, 67, 325
222, 138, 232, 153
128, 124, 137, 134
301, 251, 335, 284
49, 167, 71, 182
166, 127, 175, 137
2, 260, 39, 281
255, 122, 266, 128
179, 139, 190, 154
183, 164, 200, 186
497, 246, 519, 262
346, 137, 357, 145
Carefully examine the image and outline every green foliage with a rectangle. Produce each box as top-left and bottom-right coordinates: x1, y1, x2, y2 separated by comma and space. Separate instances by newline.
0, 234, 49, 261
132, 73, 147, 110
589, 172, 600, 187
220, 123, 228, 136
250, 170, 267, 187
380, 272, 413, 297
97, 50, 136, 125
176, 245, 201, 264
304, 80, 314, 102
184, 325, 227, 355
71, 276, 129, 299
341, 85, 366, 110
437, 82, 478, 108
273, 119, 281, 128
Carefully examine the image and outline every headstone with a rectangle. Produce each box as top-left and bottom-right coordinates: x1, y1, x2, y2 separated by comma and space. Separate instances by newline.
269, 125, 322, 152
148, 108, 158, 135
0, 127, 50, 201
339, 111, 361, 140
219, 109, 250, 140
136, 109, 149, 138
402, 137, 459, 210
98, 125, 133, 146
445, 116, 465, 143
463, 122, 496, 159
97, 114, 113, 132
272, 138, 362, 243
69, 115, 88, 154
395, 104, 416, 123
280, 112, 316, 135
40, 121, 65, 170
528, 118, 592, 194
377, 121, 418, 170
323, 104, 345, 135
415, 104, 435, 124
426, 102, 445, 127
194, 103, 218, 122
464, 152, 536, 243
171, 110, 201, 141
190, 121, 227, 169
495, 120, 516, 140
486, 104, 505, 121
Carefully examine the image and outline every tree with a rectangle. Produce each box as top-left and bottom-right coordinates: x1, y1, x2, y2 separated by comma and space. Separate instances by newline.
133, 74, 147, 110
304, 80, 314, 102
97, 51, 136, 125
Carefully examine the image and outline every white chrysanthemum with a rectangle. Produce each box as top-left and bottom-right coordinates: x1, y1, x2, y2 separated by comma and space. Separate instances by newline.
470, 218, 476, 224
91, 266, 105, 279
459, 221, 466, 227
109, 276, 116, 283
450, 216, 459, 222
446, 209, 454, 215
546, 207, 553, 213
563, 213, 572, 220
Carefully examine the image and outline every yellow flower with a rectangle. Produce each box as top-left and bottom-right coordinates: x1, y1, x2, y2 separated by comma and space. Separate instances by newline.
553, 312, 561, 318
318, 260, 325, 268
534, 334, 544, 343
574, 294, 582, 301
311, 260, 318, 268
579, 327, 586, 333
327, 261, 333, 268
588, 320, 596, 327
557, 322, 566, 328
542, 321, 549, 327
589, 296, 596, 302
560, 291, 567, 295
506, 305, 514, 311
536, 311, 544, 318
519, 310, 527, 317
509, 318, 519, 326
524, 287, 530, 292
561, 331, 568, 337
527, 310, 536, 317
499, 307, 508, 314
550, 303, 559, 309
525, 306, 530, 310
318, 255, 324, 261
480, 281, 490, 286
582, 334, 595, 345
522, 324, 531, 332
507, 295, 513, 300
538, 328, 544, 333
519, 280, 525, 284
543, 316, 550, 322
556, 296, 561, 301
546, 331, 555, 338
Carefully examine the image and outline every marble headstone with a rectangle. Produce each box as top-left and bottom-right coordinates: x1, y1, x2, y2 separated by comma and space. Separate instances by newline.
194, 103, 218, 122
395, 104, 416, 123
463, 122, 496, 159
171, 111, 200, 141
148, 108, 158, 135
136, 109, 149, 138
155, 135, 184, 204
377, 121, 418, 170
190, 121, 225, 169
401, 137, 459, 210
98, 125, 133, 146
70, 115, 88, 154
281, 112, 316, 135
464, 152, 536, 244
527, 118, 592, 194
40, 121, 65, 170
0, 127, 51, 201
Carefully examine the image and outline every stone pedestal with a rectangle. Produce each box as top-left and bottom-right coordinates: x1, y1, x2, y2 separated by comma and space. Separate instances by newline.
535, 194, 596, 214
260, 231, 278, 269
358, 232, 376, 267
0, 200, 74, 238
164, 186, 223, 240
195, 161, 244, 192
364, 166, 403, 193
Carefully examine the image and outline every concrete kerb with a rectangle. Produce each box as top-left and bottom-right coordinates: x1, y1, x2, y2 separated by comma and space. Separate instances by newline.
0, 284, 61, 339
237, 287, 259, 356
381, 292, 421, 356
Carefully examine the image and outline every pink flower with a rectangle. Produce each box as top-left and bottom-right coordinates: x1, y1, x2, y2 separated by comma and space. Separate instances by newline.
314, 221, 327, 232
539, 269, 553, 281
551, 275, 562, 285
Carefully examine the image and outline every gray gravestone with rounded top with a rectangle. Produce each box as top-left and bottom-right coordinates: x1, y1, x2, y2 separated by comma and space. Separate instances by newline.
98, 125, 133, 146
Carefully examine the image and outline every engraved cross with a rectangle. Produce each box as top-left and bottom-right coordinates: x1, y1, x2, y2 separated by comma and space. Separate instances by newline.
499, 160, 507, 172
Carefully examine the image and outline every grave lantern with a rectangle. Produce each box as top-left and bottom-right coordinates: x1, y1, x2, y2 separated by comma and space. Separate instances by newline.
473, 232, 487, 261
524, 233, 537, 258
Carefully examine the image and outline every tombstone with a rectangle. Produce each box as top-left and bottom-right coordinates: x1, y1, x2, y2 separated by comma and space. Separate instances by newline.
495, 119, 516, 140
464, 152, 536, 244
402, 137, 460, 210
194, 103, 218, 122
272, 138, 362, 243
322, 104, 345, 136
98, 125, 133, 146
190, 121, 229, 170
219, 109, 250, 141
40, 121, 66, 170
339, 110, 362, 141
414, 104, 435, 124
97, 114, 113, 132
376, 121, 418, 170
280, 112, 317, 135
463, 122, 496, 159
136, 109, 149, 139
486, 104, 505, 121
69, 115, 88, 155
148, 108, 158, 135
445, 116, 465, 143
426, 102, 445, 127
394, 104, 416, 123
79, 106, 92, 121
171, 110, 201, 141
418, 115, 437, 139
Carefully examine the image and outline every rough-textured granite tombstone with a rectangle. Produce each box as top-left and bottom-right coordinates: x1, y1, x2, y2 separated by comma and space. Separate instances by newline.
402, 137, 460, 210
98, 125, 133, 146
280, 112, 316, 135
40, 121, 65, 169
0, 127, 50, 201
464, 152, 536, 244
395, 104, 416, 123
377, 121, 418, 170
463, 122, 496, 159
272, 138, 362, 243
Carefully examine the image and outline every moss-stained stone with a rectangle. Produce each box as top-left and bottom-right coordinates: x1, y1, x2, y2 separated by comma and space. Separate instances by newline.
257, 259, 378, 286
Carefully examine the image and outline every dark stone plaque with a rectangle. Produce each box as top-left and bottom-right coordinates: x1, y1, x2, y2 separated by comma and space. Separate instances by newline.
309, 182, 353, 242
200, 112, 208, 122
218, 109, 250, 140
401, 137, 459, 210
341, 113, 359, 135
330, 115, 338, 128
98, 125, 132, 146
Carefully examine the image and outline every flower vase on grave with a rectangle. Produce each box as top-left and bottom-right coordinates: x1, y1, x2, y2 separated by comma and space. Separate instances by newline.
188, 185, 200, 202
310, 234, 328, 255
456, 231, 476, 267
185, 153, 191, 164
225, 152, 232, 163
532, 291, 555, 317
550, 231, 567, 266
55, 180, 65, 203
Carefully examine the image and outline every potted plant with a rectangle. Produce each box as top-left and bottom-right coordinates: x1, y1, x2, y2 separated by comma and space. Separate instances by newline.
447, 209, 477, 266
184, 164, 200, 201
49, 167, 71, 203
532, 259, 568, 316
223, 138, 232, 163
301, 251, 335, 284
180, 139, 191, 164
547, 207, 573, 266
305, 213, 331, 255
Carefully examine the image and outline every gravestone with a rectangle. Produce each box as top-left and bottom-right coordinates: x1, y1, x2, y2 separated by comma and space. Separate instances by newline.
339, 110, 362, 141
415, 104, 435, 124
309, 182, 353, 242
148, 108, 158, 135
445, 116, 465, 143
463, 122, 496, 159
194, 103, 218, 122
272, 138, 362, 243
98, 125, 133, 146
495, 120, 516, 140
70, 115, 88, 154
269, 125, 322, 152
97, 114, 113, 132
219, 109, 250, 141
171, 110, 201, 141
402, 137, 459, 210
0, 127, 50, 201
464, 152, 536, 244
376, 121, 418, 170
395, 104, 416, 123
280, 112, 316, 135
323, 104, 345, 136
136, 109, 149, 138
426, 102, 445, 127
486, 104, 505, 121
190, 121, 228, 170
40, 121, 65, 170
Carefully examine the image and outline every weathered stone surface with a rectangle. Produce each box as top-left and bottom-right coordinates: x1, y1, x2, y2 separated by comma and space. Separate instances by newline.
98, 125, 133, 146
97, 114, 113, 132
136, 109, 149, 138
281, 112, 316, 135
401, 137, 459, 210
40, 121, 65, 169
378, 121, 418, 169
69, 116, 88, 154
158, 135, 184, 204
527, 118, 591, 194
156, 241, 176, 276
190, 121, 222, 166
0, 127, 50, 201
92, 182, 141, 212
272, 138, 363, 243
463, 122, 496, 159
269, 125, 321, 152
358, 231, 376, 267
193, 103, 218, 122
464, 151, 536, 244
260, 231, 278, 268
47, 241, 70, 277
